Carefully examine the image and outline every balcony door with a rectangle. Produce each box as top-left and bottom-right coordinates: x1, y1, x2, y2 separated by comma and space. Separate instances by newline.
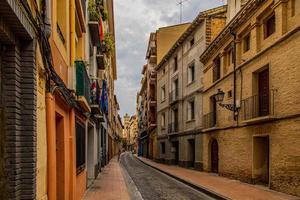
258, 69, 269, 116
173, 108, 178, 132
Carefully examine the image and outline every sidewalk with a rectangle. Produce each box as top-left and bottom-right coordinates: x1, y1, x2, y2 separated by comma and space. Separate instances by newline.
137, 157, 299, 200
83, 157, 130, 200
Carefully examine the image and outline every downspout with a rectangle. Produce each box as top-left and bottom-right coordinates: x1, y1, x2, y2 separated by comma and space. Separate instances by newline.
70, 0, 76, 198
42, 1, 57, 200
231, 30, 238, 121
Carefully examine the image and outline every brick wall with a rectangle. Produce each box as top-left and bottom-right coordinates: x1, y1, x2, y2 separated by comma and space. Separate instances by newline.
3, 41, 37, 199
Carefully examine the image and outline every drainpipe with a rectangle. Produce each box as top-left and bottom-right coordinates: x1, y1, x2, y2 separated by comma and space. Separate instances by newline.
231, 30, 238, 121
46, 93, 56, 200
43, 1, 56, 199
70, 0, 76, 65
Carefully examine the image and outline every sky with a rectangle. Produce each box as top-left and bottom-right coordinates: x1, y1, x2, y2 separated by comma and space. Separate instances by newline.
114, 0, 225, 117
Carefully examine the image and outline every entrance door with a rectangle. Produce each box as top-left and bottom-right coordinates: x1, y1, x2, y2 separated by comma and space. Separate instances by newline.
211, 139, 219, 173
55, 114, 64, 200
253, 136, 269, 185
172, 141, 179, 165
188, 139, 195, 168
258, 69, 269, 116
87, 125, 94, 187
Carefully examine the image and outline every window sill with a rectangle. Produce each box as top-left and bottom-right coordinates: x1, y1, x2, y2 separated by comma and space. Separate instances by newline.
241, 115, 276, 125
161, 99, 166, 103
186, 119, 195, 123
187, 80, 195, 87
76, 164, 86, 175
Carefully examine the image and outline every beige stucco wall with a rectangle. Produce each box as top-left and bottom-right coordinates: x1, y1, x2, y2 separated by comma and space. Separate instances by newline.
201, 0, 300, 196
36, 48, 48, 200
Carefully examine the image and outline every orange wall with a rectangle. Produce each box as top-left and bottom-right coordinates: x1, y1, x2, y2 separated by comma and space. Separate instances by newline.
76, 170, 87, 200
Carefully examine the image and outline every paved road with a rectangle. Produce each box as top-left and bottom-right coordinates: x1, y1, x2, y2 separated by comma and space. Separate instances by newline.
120, 152, 215, 200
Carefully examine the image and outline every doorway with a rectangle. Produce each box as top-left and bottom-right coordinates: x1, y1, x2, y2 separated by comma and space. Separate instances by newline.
172, 141, 179, 165
87, 124, 95, 188
188, 139, 195, 168
253, 136, 269, 185
211, 139, 218, 173
55, 114, 64, 200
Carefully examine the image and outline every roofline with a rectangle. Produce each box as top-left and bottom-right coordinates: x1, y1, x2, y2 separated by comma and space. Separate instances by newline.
156, 5, 227, 71
200, 0, 264, 63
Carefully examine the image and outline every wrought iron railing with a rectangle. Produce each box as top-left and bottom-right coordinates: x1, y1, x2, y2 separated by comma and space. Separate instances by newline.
168, 122, 178, 133
241, 90, 275, 121
169, 88, 179, 103
203, 112, 216, 129
90, 79, 100, 106
75, 61, 91, 104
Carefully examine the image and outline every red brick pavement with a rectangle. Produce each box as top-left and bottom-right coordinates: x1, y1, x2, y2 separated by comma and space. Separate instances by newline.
83, 157, 130, 200
138, 157, 299, 200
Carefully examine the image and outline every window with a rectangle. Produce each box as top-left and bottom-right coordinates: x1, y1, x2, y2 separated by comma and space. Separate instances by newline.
161, 113, 166, 129
162, 68, 165, 75
213, 56, 221, 82
161, 142, 166, 154
174, 56, 178, 72
264, 13, 275, 39
243, 33, 251, 52
291, 0, 296, 17
228, 90, 232, 98
190, 37, 195, 47
57, 0, 67, 44
76, 120, 86, 174
161, 86, 166, 101
188, 62, 195, 84
187, 100, 195, 121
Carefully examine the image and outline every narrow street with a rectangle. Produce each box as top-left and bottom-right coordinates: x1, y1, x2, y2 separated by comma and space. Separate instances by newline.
120, 152, 214, 200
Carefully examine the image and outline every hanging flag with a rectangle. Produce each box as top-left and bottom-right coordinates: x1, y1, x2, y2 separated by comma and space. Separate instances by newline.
99, 17, 105, 41
100, 80, 108, 114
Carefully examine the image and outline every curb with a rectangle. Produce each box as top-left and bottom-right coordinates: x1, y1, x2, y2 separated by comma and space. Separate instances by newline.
135, 156, 230, 200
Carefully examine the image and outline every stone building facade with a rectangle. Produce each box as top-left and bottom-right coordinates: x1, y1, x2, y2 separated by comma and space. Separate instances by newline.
200, 0, 300, 196
155, 6, 227, 169
137, 24, 190, 159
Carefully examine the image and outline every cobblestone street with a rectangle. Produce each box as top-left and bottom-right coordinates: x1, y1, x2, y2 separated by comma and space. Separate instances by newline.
120, 152, 214, 200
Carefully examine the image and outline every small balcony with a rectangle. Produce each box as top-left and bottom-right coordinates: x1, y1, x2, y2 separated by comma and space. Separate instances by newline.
75, 61, 91, 112
96, 49, 105, 70
203, 112, 216, 129
169, 88, 179, 104
150, 71, 156, 84
90, 79, 104, 121
168, 122, 178, 134
241, 90, 275, 124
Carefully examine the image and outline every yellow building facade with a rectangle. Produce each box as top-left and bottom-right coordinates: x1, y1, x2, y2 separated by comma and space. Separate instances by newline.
201, 0, 300, 196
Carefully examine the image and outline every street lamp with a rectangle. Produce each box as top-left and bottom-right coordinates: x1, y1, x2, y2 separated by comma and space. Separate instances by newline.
214, 89, 239, 113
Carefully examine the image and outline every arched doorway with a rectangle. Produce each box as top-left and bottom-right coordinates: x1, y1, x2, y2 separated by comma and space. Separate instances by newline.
211, 139, 219, 173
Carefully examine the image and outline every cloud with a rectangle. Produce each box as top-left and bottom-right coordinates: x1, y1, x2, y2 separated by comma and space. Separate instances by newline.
115, 0, 225, 117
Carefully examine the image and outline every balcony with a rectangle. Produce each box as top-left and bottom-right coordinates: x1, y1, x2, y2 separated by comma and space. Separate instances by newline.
88, 20, 100, 46
150, 71, 156, 84
96, 47, 105, 70
169, 88, 179, 104
203, 112, 216, 129
168, 122, 178, 134
76, 61, 91, 112
90, 79, 104, 121
241, 90, 275, 124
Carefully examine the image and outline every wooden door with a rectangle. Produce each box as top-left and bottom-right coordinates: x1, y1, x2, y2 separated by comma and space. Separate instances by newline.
258, 69, 269, 116
211, 139, 219, 173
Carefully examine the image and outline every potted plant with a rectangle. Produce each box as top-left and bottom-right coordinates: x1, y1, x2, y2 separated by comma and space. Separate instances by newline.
102, 33, 114, 55
88, 0, 100, 21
